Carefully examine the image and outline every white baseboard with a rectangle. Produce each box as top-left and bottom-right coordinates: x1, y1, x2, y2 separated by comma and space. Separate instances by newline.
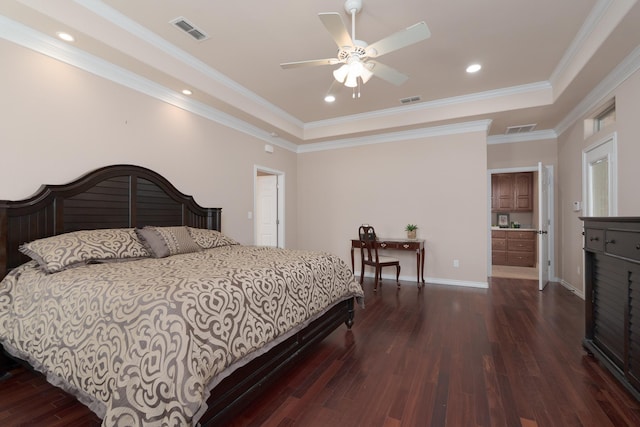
560, 280, 585, 299
355, 271, 488, 289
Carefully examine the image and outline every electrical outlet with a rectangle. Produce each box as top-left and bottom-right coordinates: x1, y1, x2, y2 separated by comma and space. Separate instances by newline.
453, 259, 460, 268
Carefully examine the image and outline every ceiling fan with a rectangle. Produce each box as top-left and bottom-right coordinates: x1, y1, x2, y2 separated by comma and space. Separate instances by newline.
280, 0, 430, 96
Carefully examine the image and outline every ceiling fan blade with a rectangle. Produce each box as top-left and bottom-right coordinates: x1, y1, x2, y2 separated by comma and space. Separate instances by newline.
280, 58, 341, 69
366, 21, 431, 58
366, 60, 408, 85
319, 12, 353, 48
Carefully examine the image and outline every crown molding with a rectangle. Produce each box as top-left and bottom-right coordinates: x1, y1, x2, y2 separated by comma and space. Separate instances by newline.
72, 0, 307, 131
297, 120, 492, 153
555, 43, 640, 136
0, 15, 300, 153
304, 82, 551, 132
549, 0, 613, 90
487, 130, 558, 145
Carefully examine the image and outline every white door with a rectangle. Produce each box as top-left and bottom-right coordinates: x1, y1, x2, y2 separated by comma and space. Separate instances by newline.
256, 175, 278, 247
538, 162, 549, 290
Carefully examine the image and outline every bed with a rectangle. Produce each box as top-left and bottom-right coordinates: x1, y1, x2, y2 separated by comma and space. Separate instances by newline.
0, 164, 363, 426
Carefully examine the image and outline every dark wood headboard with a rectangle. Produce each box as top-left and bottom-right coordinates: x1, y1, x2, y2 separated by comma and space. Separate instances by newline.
0, 164, 222, 279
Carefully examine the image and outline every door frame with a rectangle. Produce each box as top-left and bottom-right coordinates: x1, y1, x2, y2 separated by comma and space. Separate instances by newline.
254, 165, 285, 248
487, 165, 555, 282
582, 132, 617, 217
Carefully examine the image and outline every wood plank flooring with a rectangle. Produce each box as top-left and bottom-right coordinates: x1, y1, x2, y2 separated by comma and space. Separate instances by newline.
1, 277, 640, 426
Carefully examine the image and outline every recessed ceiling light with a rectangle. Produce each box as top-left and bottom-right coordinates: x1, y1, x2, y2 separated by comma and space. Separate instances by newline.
56, 32, 75, 42
466, 63, 482, 73
182, 89, 193, 95
324, 94, 336, 103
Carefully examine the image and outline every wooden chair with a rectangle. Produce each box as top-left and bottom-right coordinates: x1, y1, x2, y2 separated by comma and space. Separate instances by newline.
358, 225, 400, 291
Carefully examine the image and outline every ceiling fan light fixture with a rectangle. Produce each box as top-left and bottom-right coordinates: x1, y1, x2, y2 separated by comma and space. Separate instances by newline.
360, 66, 373, 84
333, 64, 349, 83
344, 72, 359, 88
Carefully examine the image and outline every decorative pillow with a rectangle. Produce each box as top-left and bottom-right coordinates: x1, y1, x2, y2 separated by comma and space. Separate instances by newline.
19, 228, 150, 274
136, 226, 201, 258
187, 227, 239, 249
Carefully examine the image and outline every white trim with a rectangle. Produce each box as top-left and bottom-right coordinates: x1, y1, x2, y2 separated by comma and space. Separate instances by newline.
560, 280, 585, 300
427, 277, 489, 289
549, 0, 614, 89
0, 15, 300, 153
487, 130, 557, 145
487, 165, 556, 283
4, 3, 639, 151
356, 271, 488, 289
59, 0, 305, 130
253, 165, 286, 248
305, 82, 551, 131
297, 120, 492, 153
582, 132, 618, 216
556, 45, 640, 136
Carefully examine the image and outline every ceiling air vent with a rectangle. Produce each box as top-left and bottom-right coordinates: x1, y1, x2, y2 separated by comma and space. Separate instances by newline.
505, 124, 537, 134
170, 17, 209, 41
400, 95, 421, 105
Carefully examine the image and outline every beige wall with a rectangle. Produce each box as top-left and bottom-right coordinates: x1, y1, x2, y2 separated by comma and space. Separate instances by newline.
297, 131, 489, 287
487, 139, 557, 170
0, 40, 298, 247
5, 36, 638, 292
557, 68, 640, 294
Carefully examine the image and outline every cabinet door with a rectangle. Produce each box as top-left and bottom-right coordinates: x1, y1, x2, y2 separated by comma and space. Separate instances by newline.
496, 174, 514, 211
491, 175, 499, 211
629, 264, 640, 390
592, 254, 626, 369
514, 173, 533, 211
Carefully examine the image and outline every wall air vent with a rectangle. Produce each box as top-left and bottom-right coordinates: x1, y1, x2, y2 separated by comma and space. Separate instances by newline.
505, 124, 537, 134
400, 95, 421, 105
170, 17, 209, 41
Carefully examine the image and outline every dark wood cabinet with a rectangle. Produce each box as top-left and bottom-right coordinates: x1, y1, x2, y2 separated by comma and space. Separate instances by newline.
491, 230, 507, 265
581, 217, 640, 401
514, 173, 533, 211
491, 172, 533, 212
492, 230, 536, 267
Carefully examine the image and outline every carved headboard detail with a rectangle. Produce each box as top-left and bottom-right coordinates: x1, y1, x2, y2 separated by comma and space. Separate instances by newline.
0, 164, 222, 278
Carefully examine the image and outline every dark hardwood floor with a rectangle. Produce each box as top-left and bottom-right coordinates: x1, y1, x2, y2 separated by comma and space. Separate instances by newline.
2, 277, 640, 426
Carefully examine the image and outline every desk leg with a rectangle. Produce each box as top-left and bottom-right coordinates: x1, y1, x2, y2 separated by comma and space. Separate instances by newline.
415, 249, 421, 286
350, 247, 355, 274
421, 248, 425, 285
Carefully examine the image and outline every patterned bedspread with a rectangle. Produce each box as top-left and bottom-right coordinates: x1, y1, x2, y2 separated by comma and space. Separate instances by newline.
0, 245, 363, 426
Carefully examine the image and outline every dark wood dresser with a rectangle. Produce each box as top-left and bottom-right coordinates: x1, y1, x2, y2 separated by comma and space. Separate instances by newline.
581, 217, 640, 400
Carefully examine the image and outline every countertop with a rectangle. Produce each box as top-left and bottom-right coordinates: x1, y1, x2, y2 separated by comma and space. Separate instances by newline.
491, 227, 537, 231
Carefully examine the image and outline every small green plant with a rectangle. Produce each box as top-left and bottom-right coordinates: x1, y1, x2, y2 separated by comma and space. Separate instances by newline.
405, 224, 418, 232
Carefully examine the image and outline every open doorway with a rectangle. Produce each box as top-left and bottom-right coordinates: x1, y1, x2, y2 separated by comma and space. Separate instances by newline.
488, 165, 554, 285
254, 166, 285, 247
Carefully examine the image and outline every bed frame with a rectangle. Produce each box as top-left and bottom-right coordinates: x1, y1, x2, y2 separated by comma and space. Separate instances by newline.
0, 164, 355, 425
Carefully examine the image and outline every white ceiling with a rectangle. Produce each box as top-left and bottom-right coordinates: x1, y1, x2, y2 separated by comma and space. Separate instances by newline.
2, 0, 640, 147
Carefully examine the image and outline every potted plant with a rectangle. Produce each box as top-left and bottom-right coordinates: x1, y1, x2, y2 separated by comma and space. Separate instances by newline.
405, 224, 418, 239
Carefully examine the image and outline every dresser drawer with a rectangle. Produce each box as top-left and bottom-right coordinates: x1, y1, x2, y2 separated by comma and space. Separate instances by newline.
492, 251, 507, 265
509, 231, 535, 240
507, 252, 535, 267
492, 238, 506, 251
492, 230, 507, 238
507, 239, 535, 252
605, 230, 640, 262
584, 228, 605, 252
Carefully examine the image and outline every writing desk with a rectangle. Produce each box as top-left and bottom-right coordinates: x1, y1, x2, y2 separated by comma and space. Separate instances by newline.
350, 238, 425, 285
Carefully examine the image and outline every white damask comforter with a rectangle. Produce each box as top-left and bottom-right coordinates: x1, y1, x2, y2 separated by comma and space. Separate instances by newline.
0, 245, 363, 426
